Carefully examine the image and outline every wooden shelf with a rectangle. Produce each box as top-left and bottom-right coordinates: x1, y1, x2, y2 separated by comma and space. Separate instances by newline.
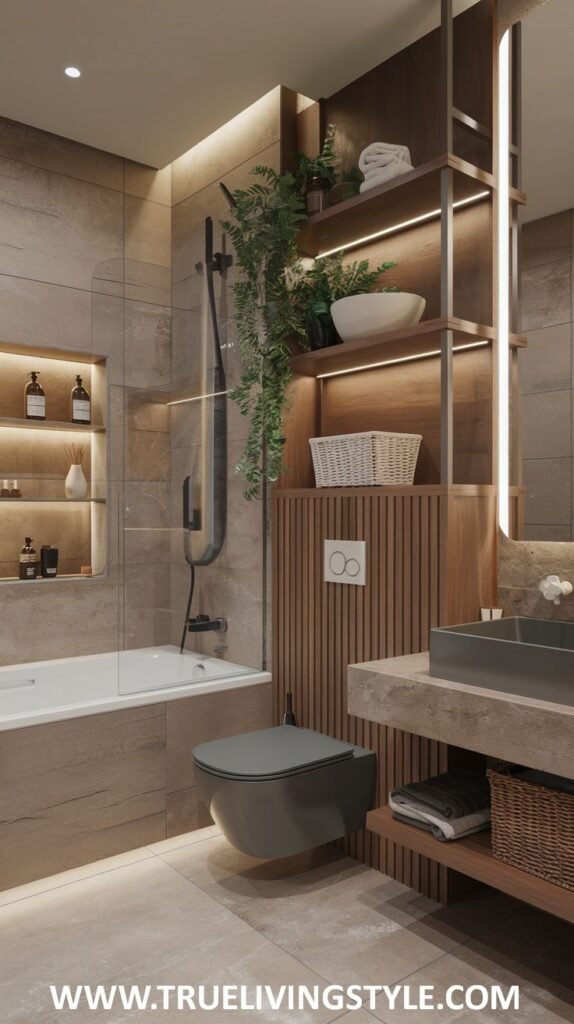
0, 498, 105, 504
291, 317, 526, 378
0, 417, 105, 433
367, 806, 574, 924
297, 154, 526, 258
0, 573, 102, 585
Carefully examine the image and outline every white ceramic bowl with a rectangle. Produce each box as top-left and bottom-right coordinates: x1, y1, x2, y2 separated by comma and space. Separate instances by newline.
331, 292, 426, 341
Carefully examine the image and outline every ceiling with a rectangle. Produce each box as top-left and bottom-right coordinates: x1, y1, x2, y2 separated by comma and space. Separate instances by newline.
522, 0, 574, 222
0, 0, 476, 168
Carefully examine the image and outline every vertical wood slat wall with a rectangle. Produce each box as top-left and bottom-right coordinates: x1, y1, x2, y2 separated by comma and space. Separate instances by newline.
273, 488, 449, 900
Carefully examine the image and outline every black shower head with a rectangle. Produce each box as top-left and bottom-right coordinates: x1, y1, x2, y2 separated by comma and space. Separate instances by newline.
220, 181, 237, 210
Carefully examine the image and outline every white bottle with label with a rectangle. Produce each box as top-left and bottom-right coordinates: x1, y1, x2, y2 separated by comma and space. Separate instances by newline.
71, 375, 91, 425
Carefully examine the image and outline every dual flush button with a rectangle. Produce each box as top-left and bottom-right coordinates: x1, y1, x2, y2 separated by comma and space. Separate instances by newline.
324, 540, 366, 586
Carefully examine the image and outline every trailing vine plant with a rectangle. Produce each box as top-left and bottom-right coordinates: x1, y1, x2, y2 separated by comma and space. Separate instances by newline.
222, 166, 306, 499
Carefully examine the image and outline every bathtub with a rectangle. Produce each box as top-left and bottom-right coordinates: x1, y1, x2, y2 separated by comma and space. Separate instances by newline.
0, 646, 272, 889
0, 645, 271, 731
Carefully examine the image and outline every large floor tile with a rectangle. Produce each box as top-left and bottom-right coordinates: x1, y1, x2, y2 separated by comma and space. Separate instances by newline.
160, 837, 520, 988
370, 905, 574, 1023
0, 852, 342, 1024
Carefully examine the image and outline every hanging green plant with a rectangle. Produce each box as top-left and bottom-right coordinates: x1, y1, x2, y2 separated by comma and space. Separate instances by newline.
222, 166, 306, 500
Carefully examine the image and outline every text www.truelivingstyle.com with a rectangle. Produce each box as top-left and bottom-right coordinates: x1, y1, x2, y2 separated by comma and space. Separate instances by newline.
50, 982, 520, 1014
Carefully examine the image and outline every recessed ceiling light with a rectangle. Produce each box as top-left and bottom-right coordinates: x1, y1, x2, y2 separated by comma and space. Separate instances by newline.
64, 66, 81, 79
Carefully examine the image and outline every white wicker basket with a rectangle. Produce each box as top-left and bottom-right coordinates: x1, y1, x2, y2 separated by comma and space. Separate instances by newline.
309, 431, 422, 487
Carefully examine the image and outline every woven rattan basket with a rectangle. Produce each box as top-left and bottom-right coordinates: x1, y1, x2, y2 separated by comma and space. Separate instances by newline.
309, 431, 422, 487
488, 768, 574, 892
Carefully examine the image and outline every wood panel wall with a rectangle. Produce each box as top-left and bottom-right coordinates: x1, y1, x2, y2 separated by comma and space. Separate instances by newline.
323, 0, 493, 175
273, 487, 496, 903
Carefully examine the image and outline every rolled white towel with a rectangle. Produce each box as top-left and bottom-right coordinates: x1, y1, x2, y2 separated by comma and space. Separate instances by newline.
359, 158, 413, 192
359, 142, 411, 174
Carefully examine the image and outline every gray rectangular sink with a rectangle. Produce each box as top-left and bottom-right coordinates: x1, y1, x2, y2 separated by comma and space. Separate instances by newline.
429, 617, 574, 706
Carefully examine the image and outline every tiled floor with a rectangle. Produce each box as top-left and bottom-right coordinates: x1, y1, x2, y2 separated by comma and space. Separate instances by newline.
0, 826, 572, 1022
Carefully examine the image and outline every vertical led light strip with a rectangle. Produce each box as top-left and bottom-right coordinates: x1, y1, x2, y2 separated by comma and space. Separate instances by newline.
497, 30, 511, 535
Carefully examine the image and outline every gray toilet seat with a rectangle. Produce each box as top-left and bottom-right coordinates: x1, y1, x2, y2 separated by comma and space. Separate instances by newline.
193, 725, 354, 782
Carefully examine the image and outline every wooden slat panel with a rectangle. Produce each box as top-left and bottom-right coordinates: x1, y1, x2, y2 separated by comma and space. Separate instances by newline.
273, 488, 464, 898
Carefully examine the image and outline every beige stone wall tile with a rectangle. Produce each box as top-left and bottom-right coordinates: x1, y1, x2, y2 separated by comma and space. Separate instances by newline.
0, 156, 123, 293
124, 300, 171, 391
171, 88, 281, 206
124, 160, 171, 206
0, 115, 124, 191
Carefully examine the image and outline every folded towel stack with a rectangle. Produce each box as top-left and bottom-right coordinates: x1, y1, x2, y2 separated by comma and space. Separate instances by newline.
358, 142, 414, 193
389, 771, 491, 842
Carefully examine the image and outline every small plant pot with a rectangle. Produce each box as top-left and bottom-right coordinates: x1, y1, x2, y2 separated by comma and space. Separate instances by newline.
307, 318, 342, 350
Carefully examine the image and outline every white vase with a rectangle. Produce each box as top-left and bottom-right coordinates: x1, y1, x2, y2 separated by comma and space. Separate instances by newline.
65, 463, 88, 500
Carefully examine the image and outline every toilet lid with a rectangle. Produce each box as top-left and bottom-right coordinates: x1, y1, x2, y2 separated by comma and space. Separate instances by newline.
193, 726, 354, 781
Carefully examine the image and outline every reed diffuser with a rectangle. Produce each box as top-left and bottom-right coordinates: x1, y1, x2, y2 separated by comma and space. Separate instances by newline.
64, 442, 88, 500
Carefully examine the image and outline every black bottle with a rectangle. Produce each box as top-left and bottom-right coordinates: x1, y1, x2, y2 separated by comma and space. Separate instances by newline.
25, 372, 46, 420
19, 538, 38, 580
71, 375, 91, 424
41, 545, 59, 578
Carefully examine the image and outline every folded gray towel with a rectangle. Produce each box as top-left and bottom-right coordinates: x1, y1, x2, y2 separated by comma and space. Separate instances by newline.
391, 771, 490, 820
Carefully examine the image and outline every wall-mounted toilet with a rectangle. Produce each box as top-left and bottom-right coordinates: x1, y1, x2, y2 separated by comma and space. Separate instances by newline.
193, 725, 376, 859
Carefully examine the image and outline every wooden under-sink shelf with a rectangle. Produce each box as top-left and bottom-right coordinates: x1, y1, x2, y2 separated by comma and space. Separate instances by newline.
290, 317, 526, 378
367, 806, 574, 923
297, 154, 526, 258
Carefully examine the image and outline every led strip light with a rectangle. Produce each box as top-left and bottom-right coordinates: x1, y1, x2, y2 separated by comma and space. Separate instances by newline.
316, 339, 489, 380
316, 190, 490, 259
497, 31, 511, 534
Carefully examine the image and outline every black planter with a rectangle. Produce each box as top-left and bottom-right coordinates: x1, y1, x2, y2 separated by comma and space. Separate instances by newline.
307, 318, 342, 350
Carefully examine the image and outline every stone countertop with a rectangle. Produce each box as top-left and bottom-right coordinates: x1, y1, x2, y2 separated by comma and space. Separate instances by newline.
347, 652, 574, 779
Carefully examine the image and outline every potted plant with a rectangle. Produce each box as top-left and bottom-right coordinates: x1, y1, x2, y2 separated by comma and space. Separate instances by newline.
290, 252, 397, 350
222, 166, 306, 499
295, 124, 338, 215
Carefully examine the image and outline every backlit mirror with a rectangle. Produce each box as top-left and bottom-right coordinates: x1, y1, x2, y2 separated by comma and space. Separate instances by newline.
516, 0, 574, 540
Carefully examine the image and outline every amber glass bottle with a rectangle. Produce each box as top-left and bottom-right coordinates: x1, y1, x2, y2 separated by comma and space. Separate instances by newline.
25, 372, 46, 420
71, 375, 91, 424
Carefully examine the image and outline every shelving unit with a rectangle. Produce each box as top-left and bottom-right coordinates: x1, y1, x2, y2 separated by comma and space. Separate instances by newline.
273, 0, 526, 906
0, 347, 108, 581
367, 806, 574, 923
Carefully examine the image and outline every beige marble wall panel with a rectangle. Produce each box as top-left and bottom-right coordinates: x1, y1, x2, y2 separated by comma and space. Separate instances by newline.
521, 210, 572, 270
0, 116, 124, 190
0, 704, 166, 889
125, 429, 170, 482
172, 142, 280, 307
91, 293, 125, 385
520, 258, 571, 332
171, 87, 281, 206
519, 323, 571, 395
499, 530, 574, 619
0, 276, 94, 354
124, 300, 171, 390
125, 161, 171, 206
0, 157, 124, 293
166, 681, 272, 792
125, 196, 171, 306
123, 563, 171, 648
522, 389, 571, 460
0, 576, 120, 666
